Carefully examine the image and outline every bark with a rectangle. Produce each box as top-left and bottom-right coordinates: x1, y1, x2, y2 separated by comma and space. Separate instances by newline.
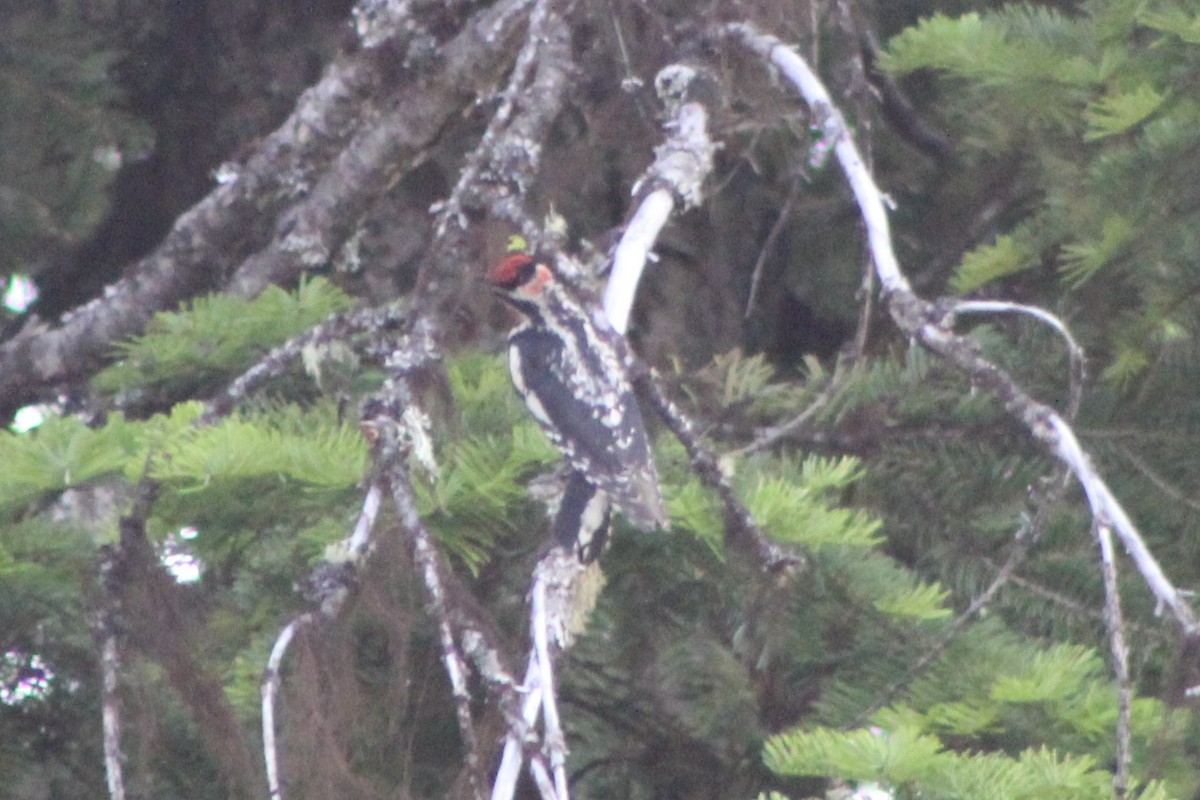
0, 0, 530, 420
227, 0, 535, 299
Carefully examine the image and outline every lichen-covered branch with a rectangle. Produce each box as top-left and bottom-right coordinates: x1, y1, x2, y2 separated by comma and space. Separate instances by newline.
436, 0, 570, 244
638, 368, 798, 572
0, 25, 390, 413
385, 456, 486, 800
228, 0, 535, 299
200, 305, 407, 424
529, 577, 569, 798
363, 378, 554, 800
604, 64, 718, 334
0, 0, 528, 419
259, 2, 576, 794
417, 0, 576, 315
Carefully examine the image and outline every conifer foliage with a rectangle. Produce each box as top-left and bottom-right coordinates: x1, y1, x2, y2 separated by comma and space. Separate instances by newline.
1, 2, 1199, 800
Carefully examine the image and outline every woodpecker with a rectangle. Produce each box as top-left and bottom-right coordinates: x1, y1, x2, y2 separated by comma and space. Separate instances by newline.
487, 253, 669, 532
554, 470, 612, 563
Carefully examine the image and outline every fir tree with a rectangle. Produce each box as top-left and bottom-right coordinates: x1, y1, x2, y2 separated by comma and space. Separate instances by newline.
1, 2, 1198, 799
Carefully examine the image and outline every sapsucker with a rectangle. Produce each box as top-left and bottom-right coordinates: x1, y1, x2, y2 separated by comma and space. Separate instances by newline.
554, 470, 612, 563
487, 253, 669, 533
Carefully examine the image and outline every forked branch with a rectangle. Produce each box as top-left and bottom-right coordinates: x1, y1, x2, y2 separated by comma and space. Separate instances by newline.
725, 21, 1199, 636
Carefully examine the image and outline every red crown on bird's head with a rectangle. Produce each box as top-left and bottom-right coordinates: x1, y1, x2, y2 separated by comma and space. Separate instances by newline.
487, 253, 534, 287
487, 253, 551, 297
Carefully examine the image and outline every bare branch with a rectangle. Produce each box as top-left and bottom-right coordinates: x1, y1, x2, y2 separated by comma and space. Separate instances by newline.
724, 26, 909, 296
1095, 520, 1132, 799
605, 64, 718, 334
530, 577, 569, 799
725, 22, 1200, 635
0, 8, 415, 414
0, 0, 531, 417
490, 657, 544, 800
227, 0, 535, 299
638, 369, 799, 572
435, 0, 569, 244
745, 178, 802, 319
261, 484, 382, 800
262, 619, 300, 800
492, 509, 601, 799
528, 759, 560, 800
951, 299, 1086, 420
852, 468, 1072, 725
98, 634, 125, 800
371, 410, 484, 799
89, 550, 127, 800
1053, 415, 1196, 630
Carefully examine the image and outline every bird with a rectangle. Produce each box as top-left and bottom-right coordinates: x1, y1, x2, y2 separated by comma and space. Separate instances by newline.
487, 253, 669, 534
